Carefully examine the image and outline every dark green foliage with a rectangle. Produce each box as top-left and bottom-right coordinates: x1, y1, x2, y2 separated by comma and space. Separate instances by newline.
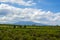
24, 25, 26, 28
0, 24, 60, 40
18, 25, 22, 28
13, 25, 16, 28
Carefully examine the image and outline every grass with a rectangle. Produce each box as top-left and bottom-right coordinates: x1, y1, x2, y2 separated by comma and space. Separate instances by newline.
0, 24, 60, 40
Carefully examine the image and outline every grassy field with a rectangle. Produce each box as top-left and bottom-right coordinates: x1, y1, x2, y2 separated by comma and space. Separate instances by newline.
0, 24, 60, 40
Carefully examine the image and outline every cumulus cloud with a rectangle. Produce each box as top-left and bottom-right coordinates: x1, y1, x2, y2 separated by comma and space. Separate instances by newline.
0, 0, 36, 6
0, 4, 60, 25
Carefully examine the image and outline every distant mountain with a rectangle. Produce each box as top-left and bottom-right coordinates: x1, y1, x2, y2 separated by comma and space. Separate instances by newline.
14, 21, 46, 26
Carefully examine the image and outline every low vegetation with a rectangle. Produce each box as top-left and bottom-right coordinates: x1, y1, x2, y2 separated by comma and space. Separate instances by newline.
0, 24, 60, 40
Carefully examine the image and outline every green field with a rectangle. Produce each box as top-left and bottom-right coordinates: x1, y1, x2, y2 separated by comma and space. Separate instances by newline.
0, 24, 60, 40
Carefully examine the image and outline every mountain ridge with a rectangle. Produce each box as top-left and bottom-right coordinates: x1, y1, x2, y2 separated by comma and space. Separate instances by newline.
14, 21, 46, 26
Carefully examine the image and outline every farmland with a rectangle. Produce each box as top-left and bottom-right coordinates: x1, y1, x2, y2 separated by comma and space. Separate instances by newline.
0, 24, 60, 40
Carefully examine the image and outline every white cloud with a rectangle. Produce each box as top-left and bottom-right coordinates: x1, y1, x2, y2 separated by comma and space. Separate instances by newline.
0, 4, 60, 25
0, 0, 36, 6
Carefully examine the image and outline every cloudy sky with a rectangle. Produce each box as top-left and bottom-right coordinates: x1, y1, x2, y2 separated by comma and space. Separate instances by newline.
0, 0, 60, 25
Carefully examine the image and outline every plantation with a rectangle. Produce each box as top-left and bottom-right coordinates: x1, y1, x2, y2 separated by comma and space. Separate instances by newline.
0, 24, 60, 40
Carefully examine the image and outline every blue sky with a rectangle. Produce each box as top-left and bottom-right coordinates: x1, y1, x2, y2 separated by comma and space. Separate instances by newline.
0, 0, 60, 25
0, 0, 60, 12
